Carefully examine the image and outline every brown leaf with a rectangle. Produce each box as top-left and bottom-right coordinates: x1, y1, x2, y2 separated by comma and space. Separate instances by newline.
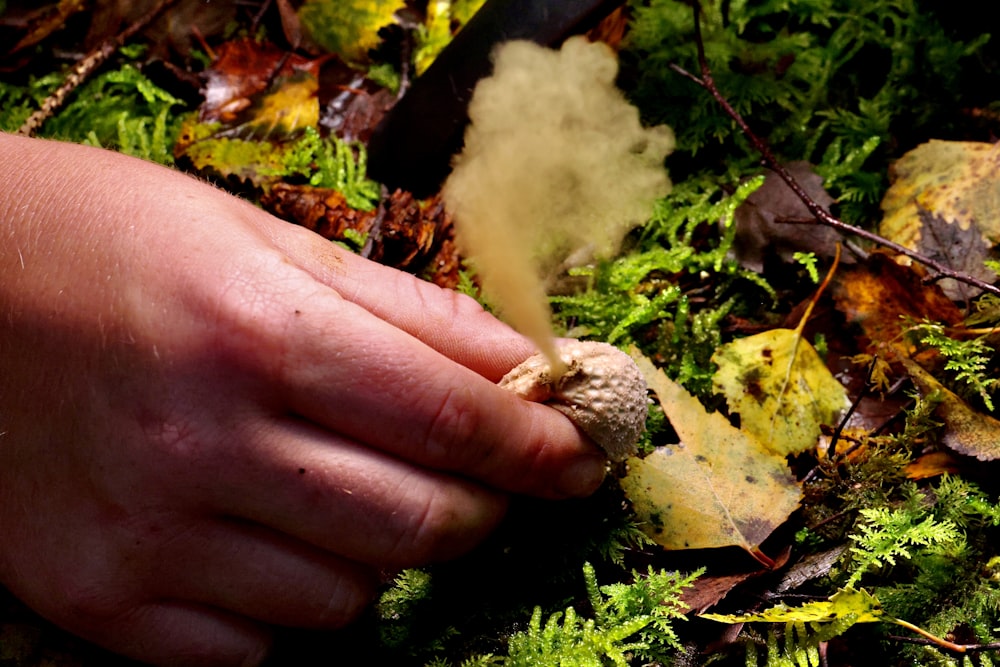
904, 359, 1000, 461
86, 0, 236, 58
320, 72, 395, 143
831, 251, 964, 362
199, 38, 322, 125
733, 162, 845, 272
914, 206, 996, 301
7, 0, 87, 56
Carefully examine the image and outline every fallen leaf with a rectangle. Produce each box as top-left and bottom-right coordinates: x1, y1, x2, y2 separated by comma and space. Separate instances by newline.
879, 140, 1000, 300
903, 359, 1000, 461
774, 545, 849, 593
679, 572, 757, 615
711, 328, 850, 457
904, 451, 963, 480
226, 72, 320, 141
621, 354, 802, 566
8, 0, 87, 55
702, 587, 883, 624
175, 120, 288, 182
733, 162, 844, 273
913, 206, 996, 302
832, 251, 964, 362
413, 0, 487, 75
86, 0, 237, 59
681, 547, 792, 614
298, 0, 405, 63
260, 186, 460, 284
199, 38, 322, 125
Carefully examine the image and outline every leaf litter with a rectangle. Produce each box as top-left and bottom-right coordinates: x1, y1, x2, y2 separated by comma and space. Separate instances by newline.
5, 1, 1000, 664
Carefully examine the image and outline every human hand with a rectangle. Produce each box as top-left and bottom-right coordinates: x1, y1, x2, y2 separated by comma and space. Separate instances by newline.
0, 134, 605, 665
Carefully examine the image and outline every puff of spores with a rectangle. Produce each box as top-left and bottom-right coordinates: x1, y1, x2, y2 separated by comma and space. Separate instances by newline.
499, 340, 647, 461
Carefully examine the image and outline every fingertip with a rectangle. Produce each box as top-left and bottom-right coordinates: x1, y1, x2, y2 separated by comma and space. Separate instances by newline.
555, 452, 608, 498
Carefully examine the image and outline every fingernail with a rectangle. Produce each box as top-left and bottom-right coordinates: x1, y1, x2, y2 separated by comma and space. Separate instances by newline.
557, 455, 607, 496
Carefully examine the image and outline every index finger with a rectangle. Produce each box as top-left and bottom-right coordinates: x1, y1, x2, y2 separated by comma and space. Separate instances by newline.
270, 222, 535, 381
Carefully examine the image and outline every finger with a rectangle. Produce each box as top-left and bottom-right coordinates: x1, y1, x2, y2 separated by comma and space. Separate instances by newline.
205, 418, 510, 567
262, 292, 606, 498
148, 517, 377, 628
267, 221, 533, 381
80, 601, 272, 667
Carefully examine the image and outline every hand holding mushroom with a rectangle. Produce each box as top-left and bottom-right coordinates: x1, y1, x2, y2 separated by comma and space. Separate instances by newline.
0, 132, 604, 665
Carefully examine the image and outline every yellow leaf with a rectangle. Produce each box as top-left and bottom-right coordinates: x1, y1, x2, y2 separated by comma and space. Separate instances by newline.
879, 140, 1000, 299
413, 0, 487, 75
881, 140, 1000, 248
702, 587, 883, 624
711, 329, 849, 457
621, 354, 802, 564
298, 0, 405, 63
244, 73, 319, 140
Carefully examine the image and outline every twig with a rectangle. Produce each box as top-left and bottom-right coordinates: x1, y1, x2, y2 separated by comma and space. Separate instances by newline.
672, 3, 1000, 298
887, 634, 1000, 654
826, 353, 879, 458
17, 0, 179, 137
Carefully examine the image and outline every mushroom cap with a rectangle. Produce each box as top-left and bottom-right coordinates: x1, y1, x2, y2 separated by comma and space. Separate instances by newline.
499, 340, 648, 461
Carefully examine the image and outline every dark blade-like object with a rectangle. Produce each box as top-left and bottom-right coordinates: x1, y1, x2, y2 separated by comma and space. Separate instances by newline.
366, 0, 623, 198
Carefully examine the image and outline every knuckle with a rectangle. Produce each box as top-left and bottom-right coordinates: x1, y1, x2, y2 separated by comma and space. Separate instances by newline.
383, 485, 498, 567
420, 385, 488, 466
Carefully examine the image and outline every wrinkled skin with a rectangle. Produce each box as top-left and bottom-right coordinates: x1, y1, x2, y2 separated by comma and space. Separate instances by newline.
0, 134, 605, 665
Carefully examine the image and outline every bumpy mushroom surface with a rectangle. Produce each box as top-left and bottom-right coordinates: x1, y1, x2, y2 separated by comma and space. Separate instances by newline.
499, 340, 647, 461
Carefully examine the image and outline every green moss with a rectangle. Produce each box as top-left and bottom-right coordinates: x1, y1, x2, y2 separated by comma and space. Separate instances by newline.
7, 62, 185, 165
624, 0, 990, 223
551, 174, 772, 397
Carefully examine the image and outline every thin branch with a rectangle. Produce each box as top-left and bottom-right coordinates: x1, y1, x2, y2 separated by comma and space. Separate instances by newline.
887, 634, 1000, 654
672, 3, 1000, 298
17, 0, 179, 137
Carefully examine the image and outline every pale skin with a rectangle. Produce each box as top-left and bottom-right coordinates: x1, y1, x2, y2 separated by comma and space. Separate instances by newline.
0, 133, 606, 665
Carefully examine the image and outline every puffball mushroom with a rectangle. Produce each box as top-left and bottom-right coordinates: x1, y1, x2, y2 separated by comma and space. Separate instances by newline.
499, 340, 647, 461
442, 36, 674, 378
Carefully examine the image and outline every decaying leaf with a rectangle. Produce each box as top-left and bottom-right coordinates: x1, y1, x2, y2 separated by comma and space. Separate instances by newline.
621, 354, 802, 565
413, 0, 487, 75
879, 140, 1000, 300
912, 206, 995, 302
702, 587, 883, 624
198, 38, 322, 127
732, 162, 844, 273
904, 451, 963, 480
87, 0, 237, 59
832, 251, 964, 362
903, 359, 1000, 461
711, 328, 850, 456
8, 0, 87, 55
298, 0, 405, 63
228, 72, 320, 140
175, 122, 288, 182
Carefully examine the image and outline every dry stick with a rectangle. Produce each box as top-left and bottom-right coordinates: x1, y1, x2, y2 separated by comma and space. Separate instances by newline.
671, 3, 1000, 299
17, 0, 179, 138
